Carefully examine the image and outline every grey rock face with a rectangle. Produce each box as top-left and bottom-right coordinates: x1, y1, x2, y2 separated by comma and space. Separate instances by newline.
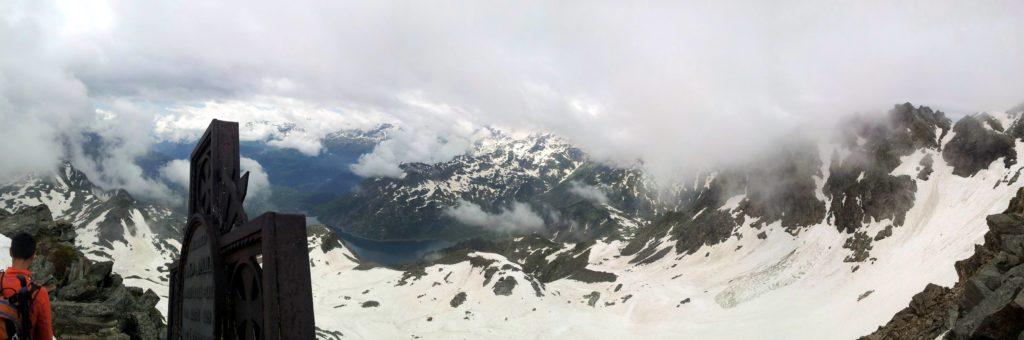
450, 292, 467, 307
622, 104, 956, 265
824, 152, 918, 235
492, 276, 517, 296
874, 225, 893, 241
825, 104, 951, 235
943, 113, 1017, 177
843, 232, 873, 262
917, 154, 935, 181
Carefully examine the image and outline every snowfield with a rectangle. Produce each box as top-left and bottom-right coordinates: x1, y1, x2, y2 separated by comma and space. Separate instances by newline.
307, 144, 1018, 339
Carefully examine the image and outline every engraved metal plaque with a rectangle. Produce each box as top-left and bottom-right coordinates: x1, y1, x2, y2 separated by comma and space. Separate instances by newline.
181, 218, 219, 339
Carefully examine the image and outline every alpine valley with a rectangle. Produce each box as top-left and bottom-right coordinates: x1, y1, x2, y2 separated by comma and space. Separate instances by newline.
4, 103, 1024, 339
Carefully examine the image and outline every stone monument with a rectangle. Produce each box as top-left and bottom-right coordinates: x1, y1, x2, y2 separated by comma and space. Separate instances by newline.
167, 120, 314, 339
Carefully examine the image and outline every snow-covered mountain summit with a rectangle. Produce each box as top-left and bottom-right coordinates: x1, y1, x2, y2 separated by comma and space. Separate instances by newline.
316, 128, 660, 242
0, 162, 182, 313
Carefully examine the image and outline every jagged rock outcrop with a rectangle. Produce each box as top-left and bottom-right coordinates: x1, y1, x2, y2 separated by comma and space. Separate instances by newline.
621, 172, 737, 258
0, 205, 164, 339
620, 104, 955, 262
865, 188, 1024, 339
943, 113, 1017, 177
307, 224, 348, 255
825, 104, 950, 234
0, 161, 182, 291
621, 140, 828, 259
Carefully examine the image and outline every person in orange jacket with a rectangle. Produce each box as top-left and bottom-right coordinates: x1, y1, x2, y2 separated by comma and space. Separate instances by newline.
1, 233, 53, 340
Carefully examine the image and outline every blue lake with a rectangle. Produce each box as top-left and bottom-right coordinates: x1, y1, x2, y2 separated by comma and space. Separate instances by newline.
332, 227, 455, 266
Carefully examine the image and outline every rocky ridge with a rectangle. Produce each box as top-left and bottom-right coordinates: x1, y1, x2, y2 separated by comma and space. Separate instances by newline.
315, 129, 660, 242
866, 187, 1024, 339
0, 162, 182, 314
0, 205, 164, 339
304, 103, 1024, 338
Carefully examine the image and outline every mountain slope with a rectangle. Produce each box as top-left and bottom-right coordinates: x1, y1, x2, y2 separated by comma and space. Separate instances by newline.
0, 162, 183, 314
307, 153, 1019, 338
867, 188, 1024, 339
0, 205, 166, 338
314, 129, 663, 241
2, 103, 1022, 339
304, 103, 1024, 339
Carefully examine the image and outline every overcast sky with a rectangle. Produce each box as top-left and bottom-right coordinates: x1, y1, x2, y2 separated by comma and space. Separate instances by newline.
2, 1, 1023, 199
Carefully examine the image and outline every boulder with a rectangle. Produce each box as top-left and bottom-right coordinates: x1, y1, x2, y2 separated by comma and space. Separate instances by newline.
492, 276, 517, 296
450, 292, 467, 307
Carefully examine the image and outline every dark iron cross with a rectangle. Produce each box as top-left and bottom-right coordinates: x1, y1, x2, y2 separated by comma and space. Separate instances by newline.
167, 120, 315, 340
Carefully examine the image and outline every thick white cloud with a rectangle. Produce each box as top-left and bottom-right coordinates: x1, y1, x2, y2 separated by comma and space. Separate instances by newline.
350, 96, 489, 177
445, 201, 545, 234
158, 159, 190, 190
67, 101, 179, 203
154, 97, 393, 156
2, 0, 1024, 188
0, 0, 93, 180
239, 157, 271, 205
569, 181, 609, 205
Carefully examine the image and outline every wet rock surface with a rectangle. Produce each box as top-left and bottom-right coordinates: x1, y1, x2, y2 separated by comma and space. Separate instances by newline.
866, 188, 1024, 339
0, 205, 164, 340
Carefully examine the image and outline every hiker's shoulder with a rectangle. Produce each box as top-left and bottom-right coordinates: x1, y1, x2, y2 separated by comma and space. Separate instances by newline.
29, 281, 46, 294
30, 285, 49, 307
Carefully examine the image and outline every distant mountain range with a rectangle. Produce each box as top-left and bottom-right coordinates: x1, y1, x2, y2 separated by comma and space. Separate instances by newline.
313, 129, 658, 242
